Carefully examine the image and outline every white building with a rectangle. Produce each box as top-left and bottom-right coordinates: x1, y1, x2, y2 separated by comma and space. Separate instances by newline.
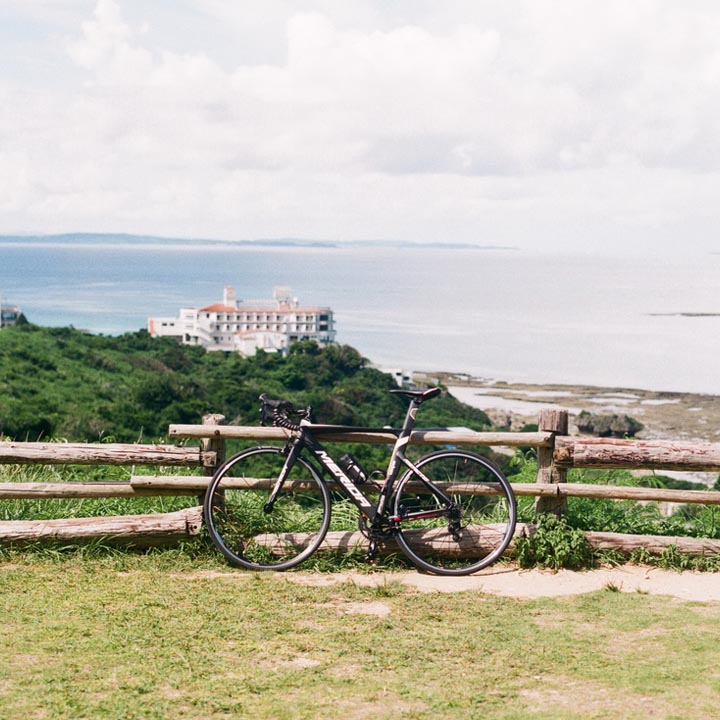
0, 303, 22, 328
148, 287, 336, 355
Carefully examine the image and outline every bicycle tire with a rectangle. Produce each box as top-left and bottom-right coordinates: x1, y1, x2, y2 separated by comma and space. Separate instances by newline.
393, 449, 517, 575
203, 446, 331, 571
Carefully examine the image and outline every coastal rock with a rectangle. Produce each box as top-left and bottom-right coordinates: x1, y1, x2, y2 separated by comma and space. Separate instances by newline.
576, 410, 644, 438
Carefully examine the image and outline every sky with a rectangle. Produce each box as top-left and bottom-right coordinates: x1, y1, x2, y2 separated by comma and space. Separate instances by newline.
2, 0, 720, 253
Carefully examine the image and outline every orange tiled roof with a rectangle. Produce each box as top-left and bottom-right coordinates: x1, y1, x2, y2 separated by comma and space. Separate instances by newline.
198, 303, 237, 312
198, 303, 329, 314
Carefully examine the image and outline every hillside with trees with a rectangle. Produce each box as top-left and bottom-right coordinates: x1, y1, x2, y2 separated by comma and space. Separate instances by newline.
0, 324, 491, 443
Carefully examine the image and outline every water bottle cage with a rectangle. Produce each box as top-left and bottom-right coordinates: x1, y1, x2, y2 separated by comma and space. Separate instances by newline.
338, 453, 367, 485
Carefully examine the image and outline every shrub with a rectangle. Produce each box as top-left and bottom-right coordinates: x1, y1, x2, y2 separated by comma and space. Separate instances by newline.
516, 514, 594, 570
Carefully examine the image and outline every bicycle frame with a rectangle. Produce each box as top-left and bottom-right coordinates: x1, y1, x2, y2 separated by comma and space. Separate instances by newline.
269, 394, 455, 527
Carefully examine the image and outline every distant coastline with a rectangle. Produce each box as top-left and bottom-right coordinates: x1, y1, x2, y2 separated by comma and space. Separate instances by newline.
648, 312, 720, 318
0, 232, 517, 252
435, 374, 720, 444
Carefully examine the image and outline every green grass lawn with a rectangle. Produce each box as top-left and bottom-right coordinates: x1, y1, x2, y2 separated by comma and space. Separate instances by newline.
2, 553, 719, 719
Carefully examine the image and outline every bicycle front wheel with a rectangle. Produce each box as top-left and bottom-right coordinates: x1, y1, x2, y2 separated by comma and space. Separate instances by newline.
203, 446, 331, 571
393, 450, 517, 575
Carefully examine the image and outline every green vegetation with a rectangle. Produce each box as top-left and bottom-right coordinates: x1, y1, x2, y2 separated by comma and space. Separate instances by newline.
2, 559, 720, 719
2, 323, 720, 573
516, 514, 594, 570
0, 323, 490, 445
511, 458, 720, 571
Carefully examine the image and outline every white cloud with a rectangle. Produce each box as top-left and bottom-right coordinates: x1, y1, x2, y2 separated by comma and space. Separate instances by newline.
1, 0, 720, 251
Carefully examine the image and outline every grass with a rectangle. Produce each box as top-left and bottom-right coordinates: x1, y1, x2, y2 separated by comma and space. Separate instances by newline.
2, 554, 720, 719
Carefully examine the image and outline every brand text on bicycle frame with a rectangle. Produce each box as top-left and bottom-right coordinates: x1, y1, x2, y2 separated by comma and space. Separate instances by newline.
315, 449, 372, 509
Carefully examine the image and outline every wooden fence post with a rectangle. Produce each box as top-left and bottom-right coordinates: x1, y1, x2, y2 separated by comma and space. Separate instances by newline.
534, 409, 569, 515
200, 414, 226, 504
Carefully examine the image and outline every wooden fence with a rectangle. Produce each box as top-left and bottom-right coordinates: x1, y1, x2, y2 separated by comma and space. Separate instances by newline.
2, 409, 720, 557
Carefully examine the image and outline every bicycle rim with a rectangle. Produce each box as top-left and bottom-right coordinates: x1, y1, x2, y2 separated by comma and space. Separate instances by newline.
203, 447, 331, 570
393, 450, 517, 575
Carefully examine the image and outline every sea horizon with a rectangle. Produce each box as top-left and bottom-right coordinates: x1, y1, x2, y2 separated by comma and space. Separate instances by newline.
1, 234, 719, 396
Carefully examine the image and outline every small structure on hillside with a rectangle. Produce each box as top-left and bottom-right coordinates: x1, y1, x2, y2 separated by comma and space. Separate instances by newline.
148, 286, 336, 355
0, 302, 22, 328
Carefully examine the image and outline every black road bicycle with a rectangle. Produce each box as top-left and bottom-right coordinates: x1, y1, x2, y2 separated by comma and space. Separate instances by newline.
203, 388, 517, 576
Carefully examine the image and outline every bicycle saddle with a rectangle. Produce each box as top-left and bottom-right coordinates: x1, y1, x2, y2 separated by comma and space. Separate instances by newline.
389, 387, 442, 403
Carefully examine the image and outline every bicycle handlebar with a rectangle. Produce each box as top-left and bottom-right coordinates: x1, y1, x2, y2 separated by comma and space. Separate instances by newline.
259, 393, 310, 429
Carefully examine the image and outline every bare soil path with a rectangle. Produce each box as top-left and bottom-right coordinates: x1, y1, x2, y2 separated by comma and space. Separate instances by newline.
288, 565, 720, 602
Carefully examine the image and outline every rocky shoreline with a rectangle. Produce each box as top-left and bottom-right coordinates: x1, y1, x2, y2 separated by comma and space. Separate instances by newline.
423, 373, 720, 443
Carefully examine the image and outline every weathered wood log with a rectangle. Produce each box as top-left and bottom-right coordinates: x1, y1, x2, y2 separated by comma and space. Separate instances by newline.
556, 483, 720, 504
253, 523, 527, 558
306, 523, 720, 557
0, 506, 203, 546
131, 475, 316, 492
535, 409, 569, 515
168, 424, 553, 448
249, 525, 720, 559
4, 474, 716, 505
555, 437, 720, 471
0, 479, 220, 498
131, 476, 212, 491
130, 476, 720, 504
0, 442, 212, 467
584, 531, 720, 556
132, 476, 559, 498
0, 482, 144, 498
201, 414, 226, 504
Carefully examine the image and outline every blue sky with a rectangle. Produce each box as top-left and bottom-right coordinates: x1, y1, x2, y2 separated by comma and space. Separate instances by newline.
2, 1, 720, 254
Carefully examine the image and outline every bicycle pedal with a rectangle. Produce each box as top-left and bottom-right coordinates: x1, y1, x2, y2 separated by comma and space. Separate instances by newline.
364, 539, 378, 562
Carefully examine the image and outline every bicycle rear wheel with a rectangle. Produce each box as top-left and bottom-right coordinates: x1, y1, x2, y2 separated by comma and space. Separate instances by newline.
203, 446, 331, 571
393, 450, 517, 575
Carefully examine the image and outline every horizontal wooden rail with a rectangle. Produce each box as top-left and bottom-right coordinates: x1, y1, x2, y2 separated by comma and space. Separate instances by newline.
242, 524, 720, 558
0, 481, 200, 498
555, 437, 720, 471
0, 506, 203, 546
0, 442, 213, 467
130, 477, 720, 505
168, 424, 553, 448
2, 475, 718, 506
584, 531, 720, 556
255, 523, 522, 558
553, 483, 720, 504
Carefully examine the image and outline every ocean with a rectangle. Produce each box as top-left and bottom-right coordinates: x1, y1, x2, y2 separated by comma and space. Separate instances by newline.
1, 238, 719, 394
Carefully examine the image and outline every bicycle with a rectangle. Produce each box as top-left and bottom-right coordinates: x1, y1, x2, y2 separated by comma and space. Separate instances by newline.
203, 388, 517, 576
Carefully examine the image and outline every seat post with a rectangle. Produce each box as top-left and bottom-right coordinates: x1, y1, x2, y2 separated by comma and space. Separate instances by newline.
398, 397, 422, 439
390, 387, 441, 438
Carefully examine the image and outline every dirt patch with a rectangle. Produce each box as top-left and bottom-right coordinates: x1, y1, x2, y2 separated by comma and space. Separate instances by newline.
281, 656, 322, 669
312, 597, 393, 618
287, 565, 720, 602
342, 601, 391, 617
168, 564, 720, 603
335, 698, 428, 720
519, 678, 663, 717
